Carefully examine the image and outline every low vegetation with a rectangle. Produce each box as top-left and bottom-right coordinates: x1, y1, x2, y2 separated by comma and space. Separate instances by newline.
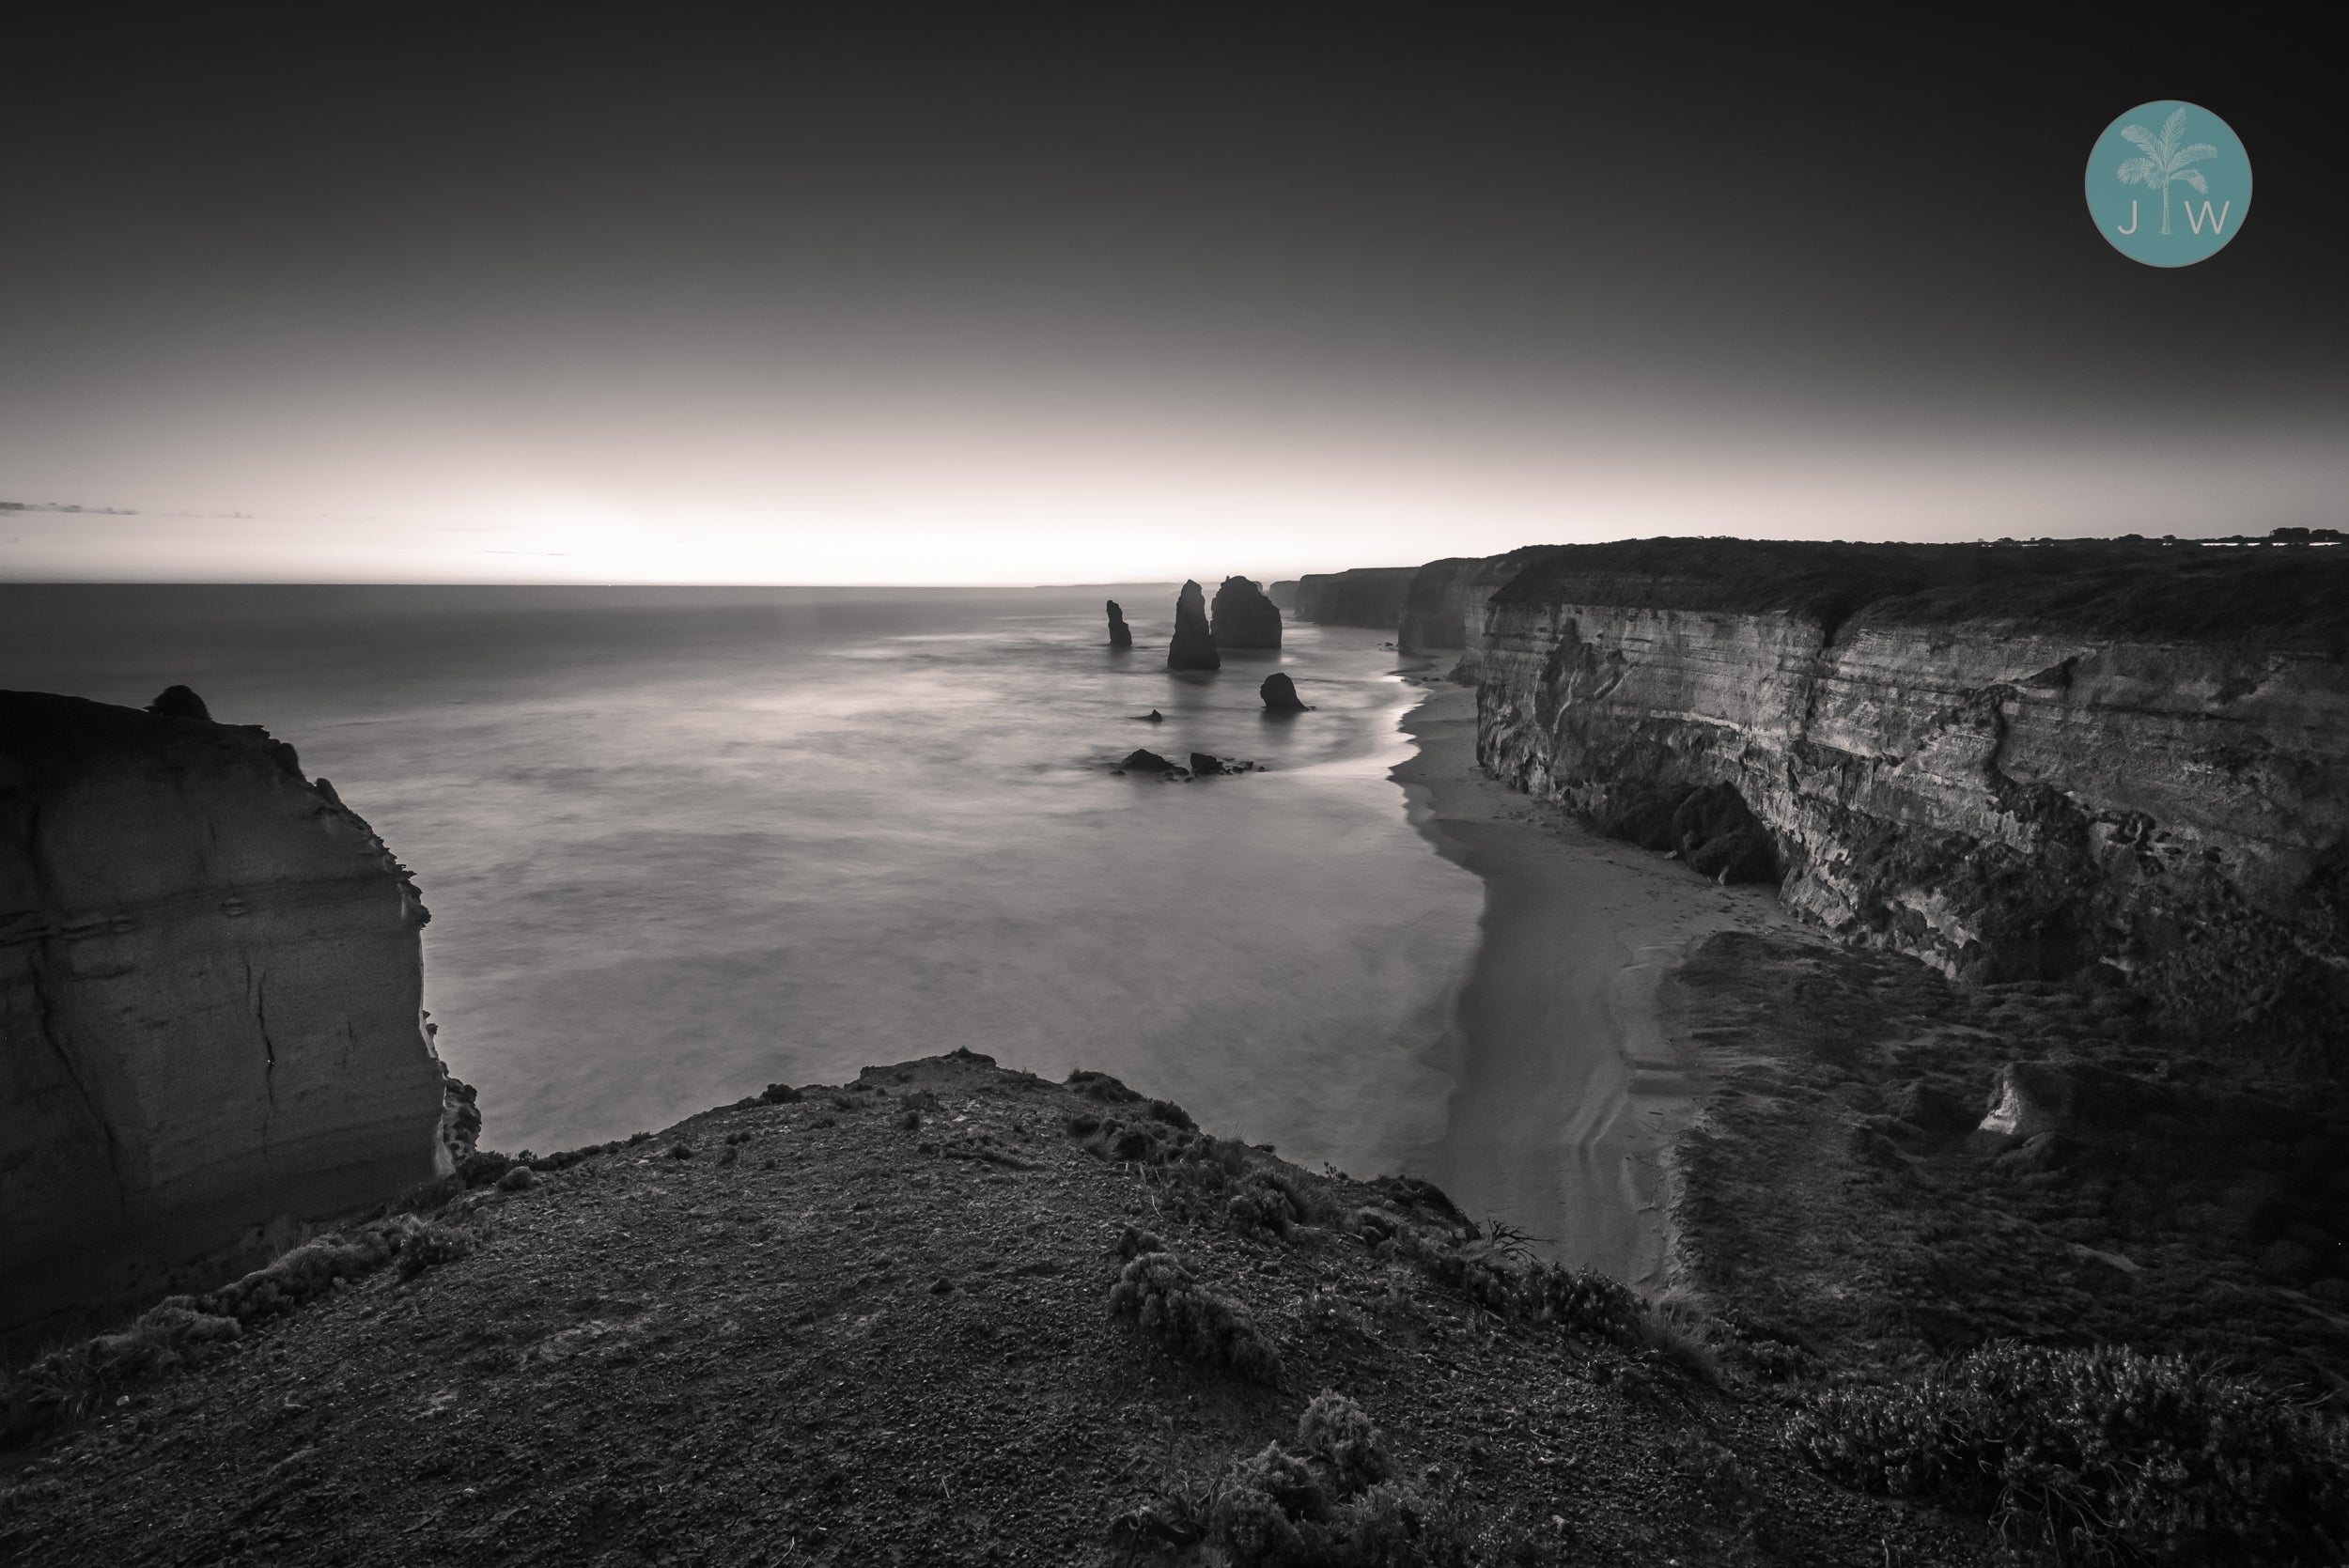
1789, 1342, 2349, 1565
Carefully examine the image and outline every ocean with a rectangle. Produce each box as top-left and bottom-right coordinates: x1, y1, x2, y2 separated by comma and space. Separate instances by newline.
0, 584, 1483, 1181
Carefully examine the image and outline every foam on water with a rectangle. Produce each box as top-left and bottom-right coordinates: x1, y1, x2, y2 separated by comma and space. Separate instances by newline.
1, 585, 1481, 1178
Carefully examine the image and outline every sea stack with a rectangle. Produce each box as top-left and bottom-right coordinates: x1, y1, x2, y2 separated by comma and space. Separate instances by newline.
1105, 599, 1132, 648
1210, 576, 1282, 649
1166, 580, 1220, 671
0, 691, 460, 1333
1260, 673, 1308, 710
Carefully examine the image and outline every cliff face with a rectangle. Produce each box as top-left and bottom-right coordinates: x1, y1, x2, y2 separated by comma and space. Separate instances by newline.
1294, 567, 1418, 629
1, 691, 454, 1329
1209, 576, 1282, 649
1469, 541, 2349, 1063
1396, 558, 1486, 653
1402, 549, 1568, 667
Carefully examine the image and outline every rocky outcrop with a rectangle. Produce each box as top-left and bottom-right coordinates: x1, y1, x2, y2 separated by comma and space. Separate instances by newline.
1294, 567, 1419, 629
1468, 538, 2349, 1063
1166, 581, 1220, 671
1106, 600, 1133, 648
1, 691, 455, 1331
1268, 581, 1300, 613
1118, 748, 1182, 773
1260, 674, 1308, 711
1209, 577, 1282, 649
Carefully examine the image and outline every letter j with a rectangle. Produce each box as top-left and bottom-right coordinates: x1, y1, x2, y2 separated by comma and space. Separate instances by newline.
2117, 200, 2139, 236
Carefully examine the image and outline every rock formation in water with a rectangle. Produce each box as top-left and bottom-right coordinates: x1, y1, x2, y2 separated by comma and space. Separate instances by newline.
1165, 581, 1220, 671
1209, 577, 1282, 649
1106, 599, 1132, 648
1260, 673, 1309, 711
1117, 748, 1185, 776
1462, 537, 2349, 1063
1268, 581, 1300, 613
0, 691, 457, 1332
145, 684, 213, 721
1293, 567, 1420, 628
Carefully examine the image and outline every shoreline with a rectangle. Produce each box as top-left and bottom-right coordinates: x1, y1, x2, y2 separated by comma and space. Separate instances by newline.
1390, 670, 1781, 1288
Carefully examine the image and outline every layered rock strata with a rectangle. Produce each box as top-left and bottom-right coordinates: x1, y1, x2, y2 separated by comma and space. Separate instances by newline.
1166, 581, 1220, 671
1468, 539, 2349, 1061
1294, 567, 1419, 628
1, 691, 455, 1330
1209, 577, 1282, 649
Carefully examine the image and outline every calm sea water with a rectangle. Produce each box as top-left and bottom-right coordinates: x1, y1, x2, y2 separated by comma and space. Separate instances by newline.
1, 585, 1481, 1177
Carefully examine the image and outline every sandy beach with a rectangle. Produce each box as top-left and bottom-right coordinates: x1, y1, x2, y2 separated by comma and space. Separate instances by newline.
1392, 675, 1785, 1288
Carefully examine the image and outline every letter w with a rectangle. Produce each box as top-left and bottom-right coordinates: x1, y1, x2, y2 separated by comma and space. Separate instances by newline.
2185, 199, 2232, 235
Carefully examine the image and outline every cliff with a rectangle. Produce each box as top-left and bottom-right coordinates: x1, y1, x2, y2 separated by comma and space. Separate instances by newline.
1293, 567, 1418, 629
1395, 557, 1487, 653
1468, 539, 2349, 1063
0, 691, 455, 1332
1208, 576, 1282, 649
1399, 549, 1569, 665
1267, 580, 1299, 612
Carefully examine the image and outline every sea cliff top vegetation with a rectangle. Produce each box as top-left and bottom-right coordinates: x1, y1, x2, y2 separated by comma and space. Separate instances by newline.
1490, 534, 2349, 652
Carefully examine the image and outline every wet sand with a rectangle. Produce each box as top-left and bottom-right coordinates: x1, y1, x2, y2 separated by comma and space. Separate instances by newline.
1392, 675, 1783, 1288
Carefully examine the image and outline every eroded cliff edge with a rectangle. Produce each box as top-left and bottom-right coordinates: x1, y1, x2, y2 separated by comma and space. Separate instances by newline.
1467, 538, 2349, 1063
1, 691, 457, 1330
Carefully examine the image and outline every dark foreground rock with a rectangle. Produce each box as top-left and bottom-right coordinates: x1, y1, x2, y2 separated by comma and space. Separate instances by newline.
0, 1052, 2000, 1567
1209, 577, 1282, 649
1260, 673, 1308, 710
1106, 599, 1132, 648
1188, 753, 1261, 776
1166, 580, 1220, 671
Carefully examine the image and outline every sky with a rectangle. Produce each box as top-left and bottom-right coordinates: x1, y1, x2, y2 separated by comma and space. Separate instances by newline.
3, 13, 2339, 583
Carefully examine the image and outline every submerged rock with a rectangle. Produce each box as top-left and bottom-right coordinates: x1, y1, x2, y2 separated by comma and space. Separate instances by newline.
1166, 581, 1220, 671
1106, 599, 1133, 648
1260, 673, 1309, 711
145, 684, 212, 721
1210, 576, 1282, 649
1188, 753, 1261, 776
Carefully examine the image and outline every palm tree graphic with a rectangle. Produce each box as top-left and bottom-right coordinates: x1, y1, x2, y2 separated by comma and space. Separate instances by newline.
2115, 106, 2217, 236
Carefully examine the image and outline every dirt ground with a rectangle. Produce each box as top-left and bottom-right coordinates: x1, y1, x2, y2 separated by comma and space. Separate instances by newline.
0, 1050, 1993, 1567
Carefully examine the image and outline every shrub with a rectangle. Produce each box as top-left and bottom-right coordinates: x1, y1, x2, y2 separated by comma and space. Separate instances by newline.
2, 1213, 474, 1439
1208, 1393, 1471, 1567
395, 1220, 475, 1282
1107, 1240, 1283, 1386
1788, 1341, 2349, 1564
456, 1150, 513, 1188
1067, 1069, 1143, 1104
760, 1082, 803, 1104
